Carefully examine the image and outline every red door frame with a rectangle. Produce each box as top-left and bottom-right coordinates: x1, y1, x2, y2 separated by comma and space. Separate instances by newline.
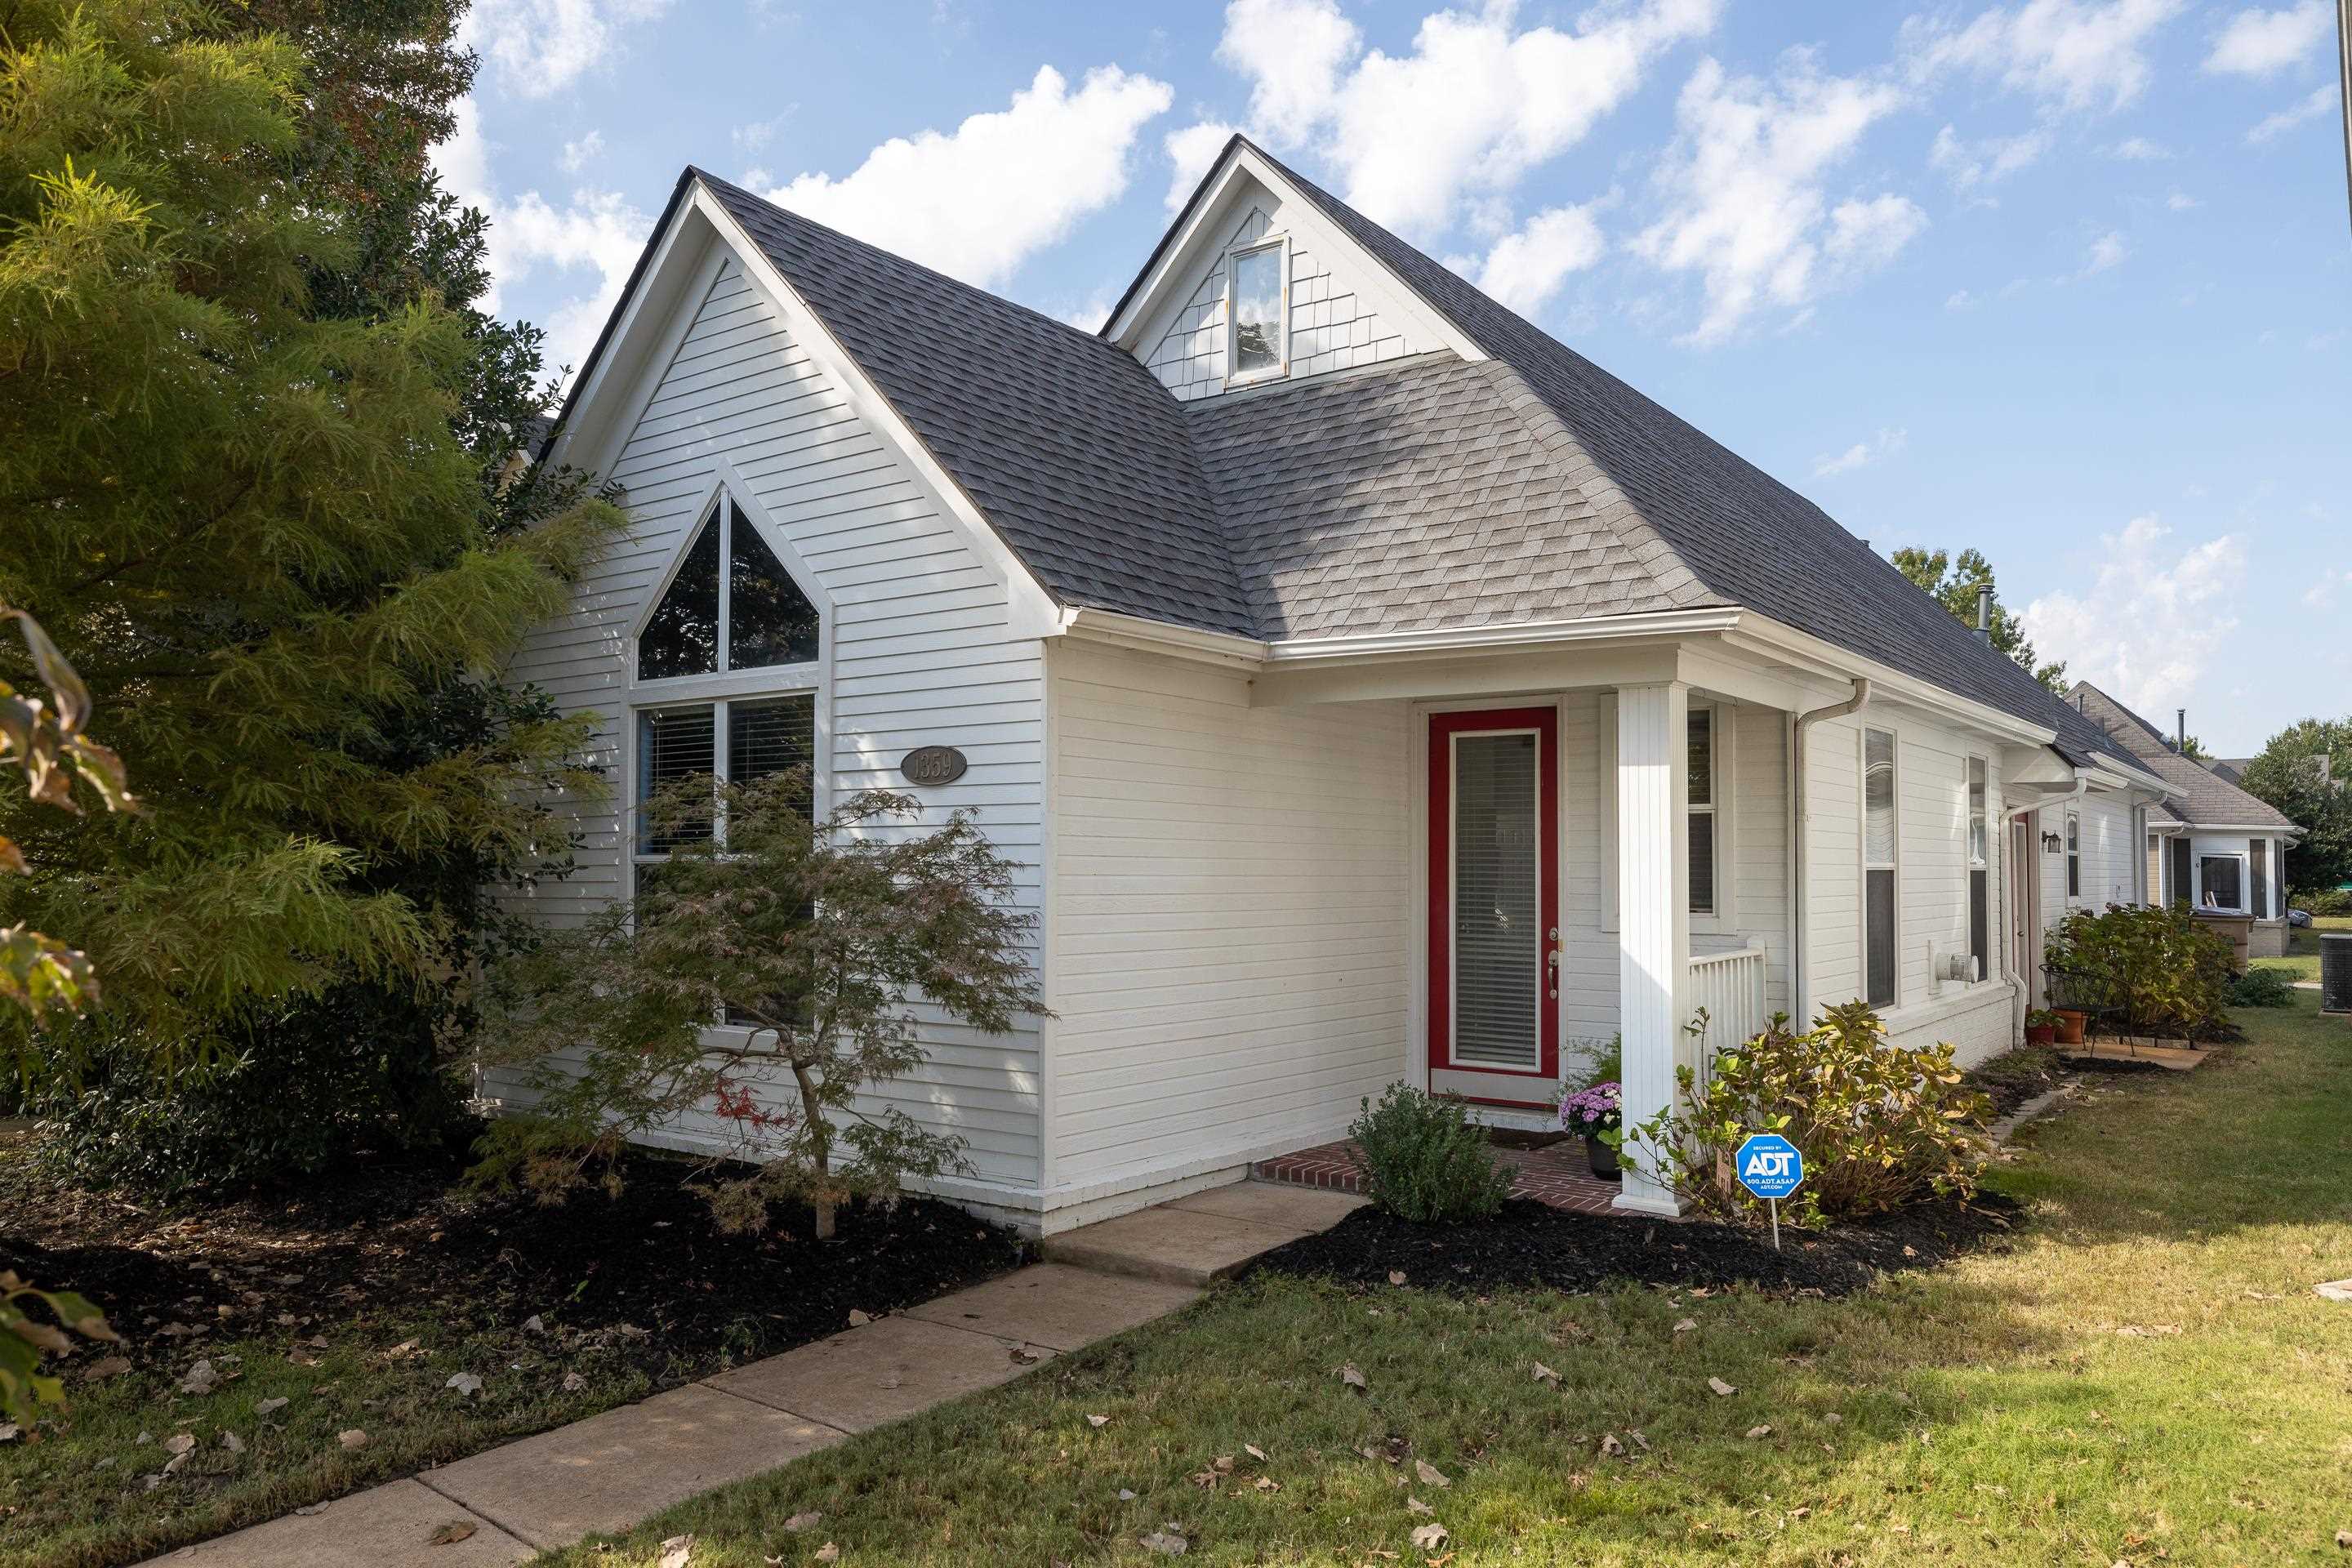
1427, 706, 1560, 1100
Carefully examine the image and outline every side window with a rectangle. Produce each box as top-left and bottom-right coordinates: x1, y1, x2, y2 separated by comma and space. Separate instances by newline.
1688, 707, 1717, 916
1967, 756, 1989, 981
637, 494, 820, 681
1227, 240, 1286, 382
2066, 812, 2081, 900
1863, 728, 1898, 1008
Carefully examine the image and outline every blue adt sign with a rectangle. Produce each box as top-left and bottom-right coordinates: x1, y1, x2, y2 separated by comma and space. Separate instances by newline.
1735, 1134, 1804, 1200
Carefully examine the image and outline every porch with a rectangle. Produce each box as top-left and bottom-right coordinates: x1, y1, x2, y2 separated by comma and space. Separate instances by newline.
1253, 1134, 1626, 1216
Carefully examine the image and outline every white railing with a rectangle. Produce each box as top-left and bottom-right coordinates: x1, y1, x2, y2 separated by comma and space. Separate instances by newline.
1687, 942, 1770, 1071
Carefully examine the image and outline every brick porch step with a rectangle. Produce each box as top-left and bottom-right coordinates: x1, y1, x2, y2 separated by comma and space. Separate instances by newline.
1255, 1137, 1626, 1217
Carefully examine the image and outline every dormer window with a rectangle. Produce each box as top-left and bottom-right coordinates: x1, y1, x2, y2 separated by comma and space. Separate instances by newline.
1227, 239, 1286, 383
638, 493, 820, 680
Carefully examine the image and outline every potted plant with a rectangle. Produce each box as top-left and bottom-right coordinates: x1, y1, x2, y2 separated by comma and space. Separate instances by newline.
1557, 1081, 1624, 1180
2049, 1006, 2088, 1045
2025, 1008, 2061, 1047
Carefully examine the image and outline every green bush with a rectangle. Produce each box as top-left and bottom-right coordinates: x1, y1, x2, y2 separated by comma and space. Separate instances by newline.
2230, 967, 2298, 1009
1348, 1085, 1512, 1223
1623, 1002, 1992, 1227
34, 985, 479, 1198
2043, 902, 2234, 1038
2292, 888, 2352, 918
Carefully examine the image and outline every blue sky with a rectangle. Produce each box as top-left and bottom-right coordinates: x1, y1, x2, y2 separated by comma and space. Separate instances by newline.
436, 0, 2350, 756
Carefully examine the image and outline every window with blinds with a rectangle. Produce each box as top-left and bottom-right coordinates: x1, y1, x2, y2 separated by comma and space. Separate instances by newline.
635, 706, 715, 853
729, 697, 815, 819
633, 693, 817, 886
1864, 728, 1897, 1009
1688, 708, 1716, 916
1450, 732, 1540, 1071
1968, 756, 1989, 982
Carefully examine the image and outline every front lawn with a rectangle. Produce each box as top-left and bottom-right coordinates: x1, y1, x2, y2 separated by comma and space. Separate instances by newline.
552, 996, 2352, 1566
2251, 913, 2352, 983
0, 1147, 1027, 1568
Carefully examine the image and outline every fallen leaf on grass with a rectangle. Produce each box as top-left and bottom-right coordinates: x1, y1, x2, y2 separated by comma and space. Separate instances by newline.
1254, 1477, 1281, 1494
1009, 1347, 1042, 1366
1407, 1495, 1432, 1515
1118, 1490, 1137, 1502
1746, 1424, 1773, 1440
1628, 1429, 1651, 1452
293, 1503, 328, 1517
1410, 1521, 1449, 1550
82, 1356, 131, 1382
221, 1431, 245, 1454
813, 1548, 839, 1566
1140, 1529, 1187, 1555
1414, 1459, 1450, 1488
1531, 1361, 1559, 1385
179, 1359, 220, 1395
163, 1432, 197, 1456
256, 1396, 289, 1417
0, 1424, 18, 1444
1086, 1414, 1110, 1428
1244, 1443, 1267, 1461
782, 1511, 821, 1532
657, 1534, 695, 1568
560, 1371, 587, 1392
1388, 1271, 1408, 1286
338, 1429, 369, 1450
1598, 1433, 1624, 1458
521, 1315, 545, 1334
445, 1373, 483, 1399
1340, 1363, 1368, 1391
1708, 1377, 1736, 1397
429, 1521, 478, 1546
1673, 1318, 1697, 1334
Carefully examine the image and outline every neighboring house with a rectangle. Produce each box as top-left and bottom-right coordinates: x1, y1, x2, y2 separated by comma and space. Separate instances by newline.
512, 136, 2167, 1230
2065, 684, 2303, 960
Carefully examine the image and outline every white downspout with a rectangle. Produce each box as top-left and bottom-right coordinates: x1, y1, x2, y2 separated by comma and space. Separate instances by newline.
1791, 679, 1871, 1029
2002, 771, 2089, 1039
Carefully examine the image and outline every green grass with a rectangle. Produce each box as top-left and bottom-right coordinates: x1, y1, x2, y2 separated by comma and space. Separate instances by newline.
2250, 913, 2351, 984
546, 996, 2352, 1567
0, 1295, 663, 1568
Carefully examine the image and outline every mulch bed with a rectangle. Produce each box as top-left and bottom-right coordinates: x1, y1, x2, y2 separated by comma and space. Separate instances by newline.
1244, 1192, 2020, 1300
0, 1144, 1030, 1385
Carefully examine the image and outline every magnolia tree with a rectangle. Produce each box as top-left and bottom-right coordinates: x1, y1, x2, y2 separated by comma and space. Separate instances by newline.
474, 772, 1043, 1240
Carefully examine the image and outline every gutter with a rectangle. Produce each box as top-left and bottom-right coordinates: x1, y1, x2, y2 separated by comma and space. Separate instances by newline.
1790, 679, 1872, 1029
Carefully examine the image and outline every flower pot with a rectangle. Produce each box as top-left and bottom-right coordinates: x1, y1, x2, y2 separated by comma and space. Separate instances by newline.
2052, 1009, 2087, 1045
2025, 1023, 2057, 1046
1584, 1134, 1621, 1181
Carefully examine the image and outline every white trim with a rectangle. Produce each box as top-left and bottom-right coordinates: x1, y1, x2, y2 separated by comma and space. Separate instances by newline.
1222, 233, 1290, 388
2194, 849, 2252, 915
1268, 608, 1747, 665
1861, 724, 1900, 1009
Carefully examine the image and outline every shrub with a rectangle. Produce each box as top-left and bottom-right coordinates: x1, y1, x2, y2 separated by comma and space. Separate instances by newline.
2043, 903, 2234, 1038
34, 986, 479, 1199
2293, 887, 2352, 919
1622, 1003, 1992, 1227
1348, 1085, 1512, 1223
2229, 967, 2298, 1009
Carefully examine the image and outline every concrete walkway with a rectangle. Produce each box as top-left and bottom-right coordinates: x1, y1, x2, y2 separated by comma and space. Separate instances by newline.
145, 1182, 1352, 1566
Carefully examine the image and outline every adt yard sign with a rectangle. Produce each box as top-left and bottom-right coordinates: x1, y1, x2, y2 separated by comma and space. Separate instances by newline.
1735, 1133, 1803, 1250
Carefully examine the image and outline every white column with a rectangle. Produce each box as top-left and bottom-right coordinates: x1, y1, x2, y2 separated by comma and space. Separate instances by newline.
1615, 681, 1690, 1218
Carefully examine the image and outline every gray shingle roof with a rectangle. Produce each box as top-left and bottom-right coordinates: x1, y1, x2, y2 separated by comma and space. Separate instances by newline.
588, 162, 2156, 777
2066, 684, 2299, 831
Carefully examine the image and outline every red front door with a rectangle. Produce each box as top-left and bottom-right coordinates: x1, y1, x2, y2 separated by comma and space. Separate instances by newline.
1428, 707, 1560, 1107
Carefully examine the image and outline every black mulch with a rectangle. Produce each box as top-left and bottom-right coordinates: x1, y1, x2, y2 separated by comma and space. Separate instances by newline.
0, 1146, 1029, 1385
1243, 1193, 2020, 1300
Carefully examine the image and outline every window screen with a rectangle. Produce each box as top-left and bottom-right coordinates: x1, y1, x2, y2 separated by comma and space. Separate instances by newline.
1688, 708, 1716, 915
2170, 836, 2193, 908
2200, 854, 2244, 911
1230, 243, 1284, 376
2249, 839, 2269, 920
1864, 728, 1896, 1008
636, 706, 715, 853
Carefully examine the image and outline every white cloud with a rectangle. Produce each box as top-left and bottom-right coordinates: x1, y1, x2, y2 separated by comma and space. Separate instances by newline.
1164, 119, 1241, 211
762, 65, 1172, 289
1212, 0, 1720, 237
2247, 82, 2337, 142
2080, 229, 2129, 274
2204, 2, 2331, 74
1812, 425, 1908, 476
1631, 54, 1920, 345
460, 0, 672, 99
2305, 568, 2344, 609
1054, 290, 1122, 332
2106, 135, 2172, 158
2020, 515, 2247, 714
2166, 188, 2198, 210
1904, 0, 2187, 114
734, 115, 792, 156
1945, 287, 1980, 310
432, 98, 653, 375
1929, 122, 2052, 187
1471, 203, 1606, 312
558, 131, 604, 174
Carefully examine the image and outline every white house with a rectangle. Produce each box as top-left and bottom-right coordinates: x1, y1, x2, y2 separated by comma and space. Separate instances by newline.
511, 136, 2172, 1232
2065, 684, 2302, 961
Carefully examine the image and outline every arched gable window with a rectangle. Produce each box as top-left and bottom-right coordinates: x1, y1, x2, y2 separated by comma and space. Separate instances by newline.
638, 493, 820, 679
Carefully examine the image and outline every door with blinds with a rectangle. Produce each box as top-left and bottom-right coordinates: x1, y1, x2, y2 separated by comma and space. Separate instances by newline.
1428, 708, 1560, 1106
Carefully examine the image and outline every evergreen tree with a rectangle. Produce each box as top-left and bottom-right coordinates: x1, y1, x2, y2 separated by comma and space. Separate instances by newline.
0, 2, 622, 1087
1891, 547, 2068, 694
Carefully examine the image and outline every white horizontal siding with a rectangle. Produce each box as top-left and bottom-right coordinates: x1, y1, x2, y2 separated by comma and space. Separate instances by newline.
1049, 642, 1410, 1191
499, 254, 1045, 1192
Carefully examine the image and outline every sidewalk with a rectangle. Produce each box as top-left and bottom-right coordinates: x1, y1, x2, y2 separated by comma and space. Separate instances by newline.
145, 1181, 1356, 1565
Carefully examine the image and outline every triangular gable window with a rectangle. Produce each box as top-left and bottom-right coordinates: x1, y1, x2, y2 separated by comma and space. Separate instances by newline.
637, 494, 819, 680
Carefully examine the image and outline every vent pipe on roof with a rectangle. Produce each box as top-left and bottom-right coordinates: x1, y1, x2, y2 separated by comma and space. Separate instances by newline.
1976, 583, 1994, 641
2176, 709, 2188, 754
